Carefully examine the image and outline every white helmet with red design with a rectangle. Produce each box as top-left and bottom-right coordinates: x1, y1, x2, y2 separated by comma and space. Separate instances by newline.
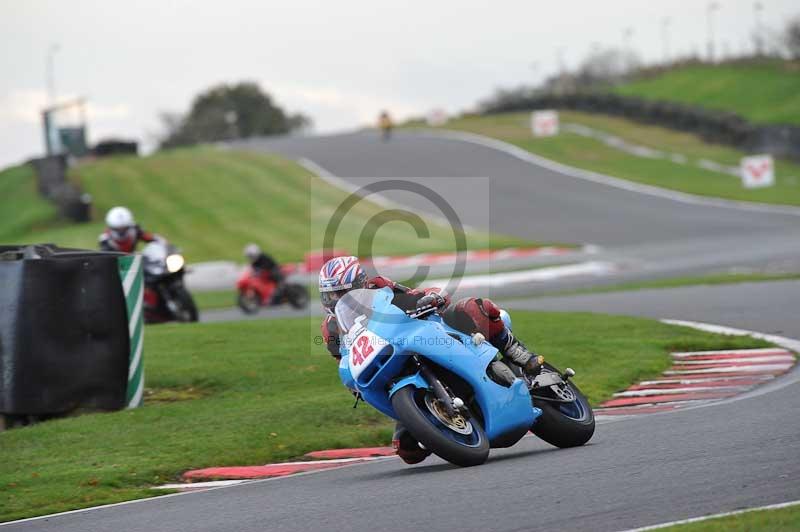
318, 256, 367, 311
105, 206, 136, 245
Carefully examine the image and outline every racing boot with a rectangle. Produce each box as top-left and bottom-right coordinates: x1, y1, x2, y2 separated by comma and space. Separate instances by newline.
498, 331, 544, 378
487, 359, 518, 387
392, 422, 431, 465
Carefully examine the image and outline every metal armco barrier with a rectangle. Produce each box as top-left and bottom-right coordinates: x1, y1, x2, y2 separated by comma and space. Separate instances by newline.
0, 245, 143, 423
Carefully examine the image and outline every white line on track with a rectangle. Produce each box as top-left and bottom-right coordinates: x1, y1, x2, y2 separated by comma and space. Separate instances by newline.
423, 261, 617, 289
297, 157, 476, 231
618, 498, 800, 531
4, 320, 798, 527
672, 348, 791, 357
662, 319, 800, 353
671, 355, 794, 364
0, 456, 398, 528
612, 385, 751, 397
637, 375, 773, 385
413, 129, 800, 217
663, 363, 793, 375
155, 480, 246, 490
659, 320, 800, 408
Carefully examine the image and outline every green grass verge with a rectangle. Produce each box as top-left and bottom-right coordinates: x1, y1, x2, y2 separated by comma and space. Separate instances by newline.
422, 111, 800, 206
656, 503, 800, 531
2, 147, 538, 262
0, 312, 769, 522
0, 164, 57, 243
193, 289, 238, 310
542, 272, 800, 298
614, 61, 800, 126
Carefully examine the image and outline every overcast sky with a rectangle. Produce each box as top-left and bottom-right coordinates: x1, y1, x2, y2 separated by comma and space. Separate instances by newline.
1, 0, 797, 167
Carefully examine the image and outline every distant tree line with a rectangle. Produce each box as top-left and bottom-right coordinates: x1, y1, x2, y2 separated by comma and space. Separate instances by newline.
786, 17, 800, 59
479, 15, 800, 110
158, 82, 311, 149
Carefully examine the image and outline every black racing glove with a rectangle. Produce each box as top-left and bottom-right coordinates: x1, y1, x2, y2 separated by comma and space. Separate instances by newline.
407, 292, 447, 318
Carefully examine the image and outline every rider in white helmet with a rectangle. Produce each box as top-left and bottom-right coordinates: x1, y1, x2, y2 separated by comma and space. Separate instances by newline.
98, 206, 157, 253
243, 243, 283, 282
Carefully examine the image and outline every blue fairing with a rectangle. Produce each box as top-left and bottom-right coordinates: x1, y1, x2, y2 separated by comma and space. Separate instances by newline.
336, 288, 541, 446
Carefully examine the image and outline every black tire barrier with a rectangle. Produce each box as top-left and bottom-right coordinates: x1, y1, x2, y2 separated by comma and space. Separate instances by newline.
27, 156, 93, 223
93, 140, 139, 157
0, 245, 130, 418
481, 92, 800, 162
29, 154, 67, 197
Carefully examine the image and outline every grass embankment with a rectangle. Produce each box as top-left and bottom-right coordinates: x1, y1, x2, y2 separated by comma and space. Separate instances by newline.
427, 111, 800, 206
0, 164, 56, 244
614, 61, 800, 125
0, 312, 770, 522
1, 147, 534, 262
659, 503, 800, 531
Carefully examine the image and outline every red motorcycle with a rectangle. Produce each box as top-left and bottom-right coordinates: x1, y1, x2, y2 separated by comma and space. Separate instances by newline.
236, 266, 309, 314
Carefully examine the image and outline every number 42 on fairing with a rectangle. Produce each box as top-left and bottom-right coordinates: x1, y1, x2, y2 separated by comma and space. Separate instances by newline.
348, 330, 385, 379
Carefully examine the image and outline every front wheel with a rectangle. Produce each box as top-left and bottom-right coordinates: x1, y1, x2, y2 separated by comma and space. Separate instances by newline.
391, 386, 489, 467
237, 291, 260, 314
531, 364, 595, 448
172, 285, 199, 322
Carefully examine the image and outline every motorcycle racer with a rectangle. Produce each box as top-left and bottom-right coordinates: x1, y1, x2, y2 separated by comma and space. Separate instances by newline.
244, 243, 284, 283
318, 255, 545, 464
98, 206, 157, 253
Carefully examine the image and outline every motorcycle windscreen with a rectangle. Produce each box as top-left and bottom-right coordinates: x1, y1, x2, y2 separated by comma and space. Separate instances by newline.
334, 288, 377, 333
334, 288, 411, 332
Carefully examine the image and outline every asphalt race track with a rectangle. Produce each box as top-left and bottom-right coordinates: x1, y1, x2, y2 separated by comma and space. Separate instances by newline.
254, 130, 800, 295
7, 130, 799, 531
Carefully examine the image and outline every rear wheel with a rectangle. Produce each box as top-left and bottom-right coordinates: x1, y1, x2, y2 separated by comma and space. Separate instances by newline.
286, 284, 309, 309
531, 363, 595, 448
391, 386, 489, 467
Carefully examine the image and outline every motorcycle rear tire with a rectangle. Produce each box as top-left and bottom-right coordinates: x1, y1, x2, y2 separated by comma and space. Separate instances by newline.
531, 364, 595, 448
286, 284, 309, 309
391, 386, 489, 467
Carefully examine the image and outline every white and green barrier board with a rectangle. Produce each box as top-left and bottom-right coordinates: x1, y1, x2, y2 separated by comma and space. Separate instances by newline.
118, 255, 144, 408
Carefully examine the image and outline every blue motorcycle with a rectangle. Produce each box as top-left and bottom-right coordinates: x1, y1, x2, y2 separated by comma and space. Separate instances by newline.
336, 288, 595, 467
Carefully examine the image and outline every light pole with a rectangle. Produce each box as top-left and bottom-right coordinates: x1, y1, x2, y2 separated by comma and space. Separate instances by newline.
529, 61, 539, 89
46, 44, 60, 106
753, 2, 764, 56
661, 17, 671, 65
621, 27, 634, 71
554, 47, 567, 93
706, 2, 720, 63
555, 47, 566, 76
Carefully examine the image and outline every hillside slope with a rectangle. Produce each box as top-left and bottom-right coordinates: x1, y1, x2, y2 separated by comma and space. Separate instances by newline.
2, 148, 530, 262
613, 61, 800, 125
419, 111, 800, 206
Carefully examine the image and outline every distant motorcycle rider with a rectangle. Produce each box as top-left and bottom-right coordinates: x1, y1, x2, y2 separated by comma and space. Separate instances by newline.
98, 206, 157, 253
244, 243, 284, 283
318, 255, 544, 464
378, 110, 393, 141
